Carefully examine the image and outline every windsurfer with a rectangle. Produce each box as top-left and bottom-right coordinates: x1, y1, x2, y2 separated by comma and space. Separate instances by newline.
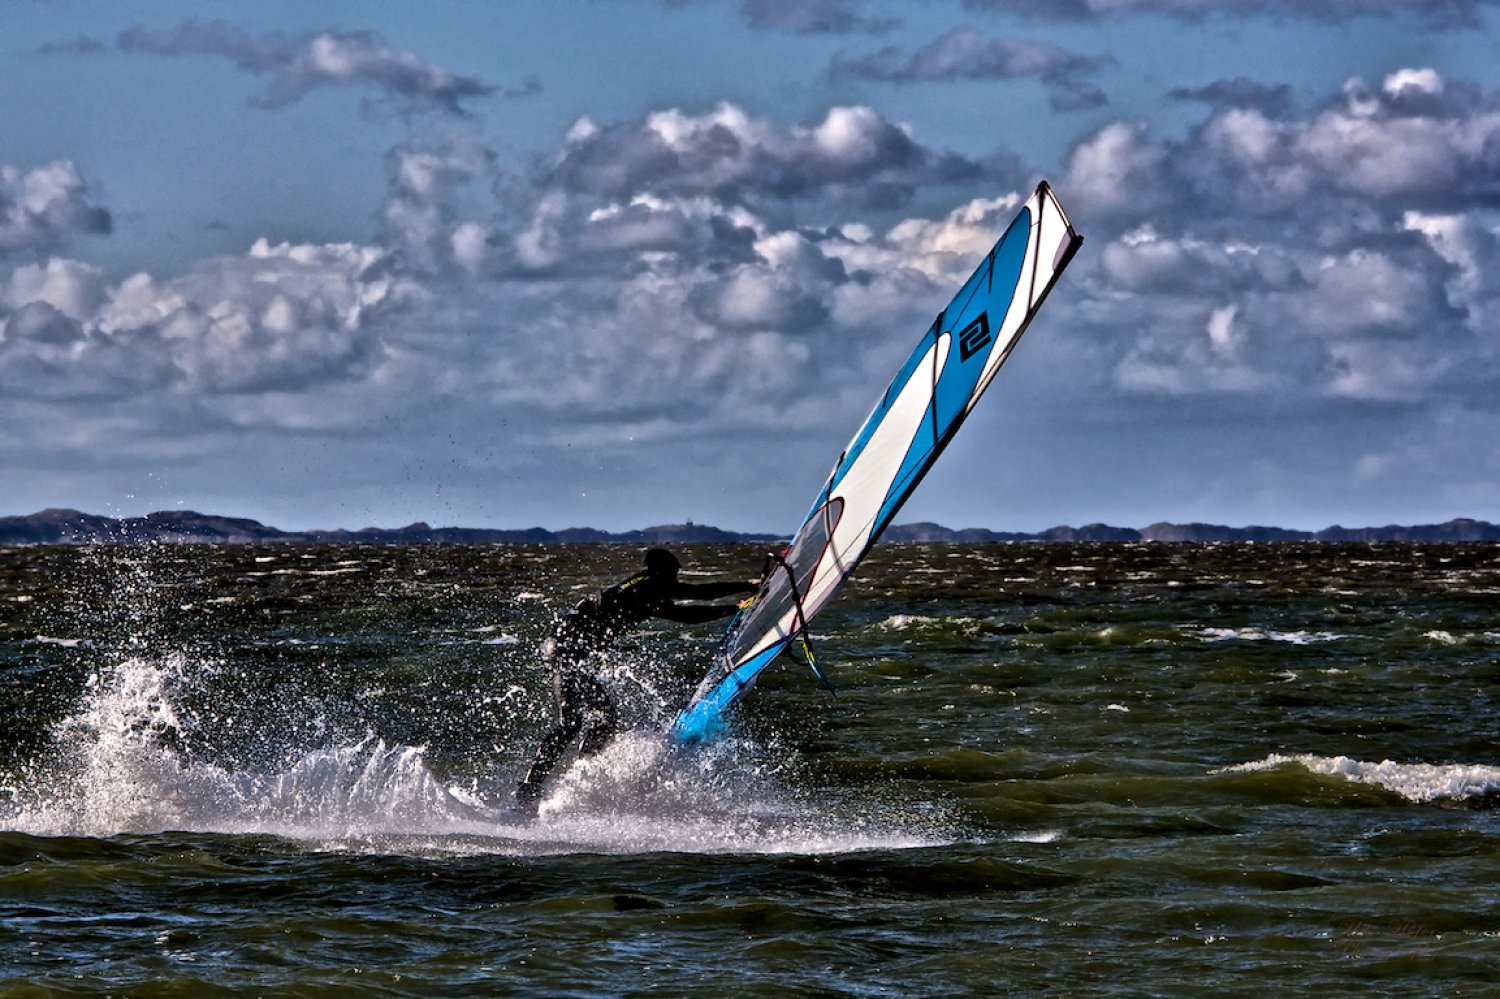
515, 547, 756, 811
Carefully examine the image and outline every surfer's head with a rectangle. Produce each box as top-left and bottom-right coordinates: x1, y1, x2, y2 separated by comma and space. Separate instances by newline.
644, 547, 681, 579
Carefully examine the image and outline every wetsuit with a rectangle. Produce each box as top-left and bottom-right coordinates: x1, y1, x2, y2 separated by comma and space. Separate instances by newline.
516, 569, 751, 808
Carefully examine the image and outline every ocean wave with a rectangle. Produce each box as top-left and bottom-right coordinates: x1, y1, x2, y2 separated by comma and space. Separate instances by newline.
1420, 630, 1500, 646
0, 656, 948, 858
874, 614, 984, 632
1220, 754, 1500, 804
1195, 627, 1344, 645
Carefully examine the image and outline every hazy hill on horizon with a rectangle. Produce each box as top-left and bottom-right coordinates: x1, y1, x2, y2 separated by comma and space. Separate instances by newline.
2, 508, 1498, 545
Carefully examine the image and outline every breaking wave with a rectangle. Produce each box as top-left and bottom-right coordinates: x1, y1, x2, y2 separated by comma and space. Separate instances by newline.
1221, 753, 1500, 805
0, 656, 949, 857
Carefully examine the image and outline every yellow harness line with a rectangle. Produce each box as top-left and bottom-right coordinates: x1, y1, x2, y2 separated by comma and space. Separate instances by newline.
767, 551, 835, 695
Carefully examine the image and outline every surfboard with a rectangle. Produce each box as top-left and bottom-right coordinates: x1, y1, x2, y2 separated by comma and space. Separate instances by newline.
670, 181, 1084, 744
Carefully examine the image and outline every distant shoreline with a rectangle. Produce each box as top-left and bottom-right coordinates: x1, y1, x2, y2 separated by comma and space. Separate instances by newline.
2, 509, 1498, 545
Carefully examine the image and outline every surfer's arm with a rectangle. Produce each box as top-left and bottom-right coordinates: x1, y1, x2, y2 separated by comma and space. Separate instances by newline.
657, 602, 741, 624
673, 580, 756, 600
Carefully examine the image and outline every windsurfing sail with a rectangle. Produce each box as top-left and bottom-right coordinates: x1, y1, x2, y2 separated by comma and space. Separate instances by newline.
669, 181, 1084, 744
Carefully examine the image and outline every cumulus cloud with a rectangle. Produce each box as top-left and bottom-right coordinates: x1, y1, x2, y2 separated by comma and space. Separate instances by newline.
452, 179, 1086, 448
830, 26, 1109, 111
1, 239, 401, 401
1061, 68, 1500, 407
0, 300, 176, 402
381, 130, 498, 273
542, 101, 1000, 209
0, 160, 112, 257
11, 67, 1499, 487
1, 95, 1029, 450
961, 0, 1494, 29
1404, 210, 1500, 329
69, 97, 1010, 435
1099, 226, 1302, 296
419, 99, 1046, 442
1065, 68, 1500, 225
0, 130, 490, 408
116, 20, 496, 114
3, 257, 106, 319
1059, 120, 1172, 220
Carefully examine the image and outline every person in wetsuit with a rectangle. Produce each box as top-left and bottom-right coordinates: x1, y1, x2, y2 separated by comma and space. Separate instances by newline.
515, 547, 756, 810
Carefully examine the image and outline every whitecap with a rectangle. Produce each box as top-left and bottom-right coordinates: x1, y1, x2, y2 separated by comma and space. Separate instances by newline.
1196, 627, 1343, 645
2, 657, 952, 858
1220, 753, 1500, 804
1008, 828, 1064, 844
876, 613, 938, 631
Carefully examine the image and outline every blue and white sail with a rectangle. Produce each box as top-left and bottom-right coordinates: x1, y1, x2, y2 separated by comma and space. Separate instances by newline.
670, 182, 1084, 744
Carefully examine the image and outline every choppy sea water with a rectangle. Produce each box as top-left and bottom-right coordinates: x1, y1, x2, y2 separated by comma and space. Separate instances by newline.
2, 542, 1499, 996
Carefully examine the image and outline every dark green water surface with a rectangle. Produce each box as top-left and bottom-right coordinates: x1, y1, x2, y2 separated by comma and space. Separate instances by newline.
2, 543, 1498, 996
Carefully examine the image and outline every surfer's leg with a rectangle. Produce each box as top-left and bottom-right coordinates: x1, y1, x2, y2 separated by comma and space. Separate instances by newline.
576, 674, 619, 758
516, 670, 587, 807
518, 718, 578, 801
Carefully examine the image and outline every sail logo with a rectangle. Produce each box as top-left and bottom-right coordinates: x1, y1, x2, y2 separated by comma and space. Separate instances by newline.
957, 312, 991, 361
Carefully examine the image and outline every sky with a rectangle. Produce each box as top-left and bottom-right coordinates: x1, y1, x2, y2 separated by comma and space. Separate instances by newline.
3, 0, 1499, 534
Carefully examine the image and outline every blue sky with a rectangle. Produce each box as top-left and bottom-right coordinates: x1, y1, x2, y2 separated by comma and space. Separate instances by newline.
3, 0, 1498, 532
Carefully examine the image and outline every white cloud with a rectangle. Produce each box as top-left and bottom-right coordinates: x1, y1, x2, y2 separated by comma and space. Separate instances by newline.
381, 131, 496, 273
1, 239, 399, 399
9, 67, 1500, 524
0, 160, 112, 257
1325, 339, 1441, 401
116, 21, 496, 115
450, 222, 490, 273
1059, 68, 1500, 410
4, 257, 104, 319
1061, 121, 1170, 220
829, 26, 1109, 110
1070, 69, 1500, 225
1384, 67, 1445, 97
1404, 210, 1500, 327
544, 101, 995, 208
12, 70, 1490, 442
1302, 248, 1444, 337
1207, 304, 1239, 355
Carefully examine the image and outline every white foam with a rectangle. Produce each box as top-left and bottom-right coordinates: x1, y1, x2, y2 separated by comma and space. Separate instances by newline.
517, 733, 940, 856
1221, 753, 1500, 804
1008, 828, 1064, 844
1196, 627, 1343, 645
875, 614, 981, 632
876, 613, 939, 630
2, 656, 949, 858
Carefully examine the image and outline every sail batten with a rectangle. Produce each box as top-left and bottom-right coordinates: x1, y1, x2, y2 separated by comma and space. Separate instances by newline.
669, 182, 1083, 744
